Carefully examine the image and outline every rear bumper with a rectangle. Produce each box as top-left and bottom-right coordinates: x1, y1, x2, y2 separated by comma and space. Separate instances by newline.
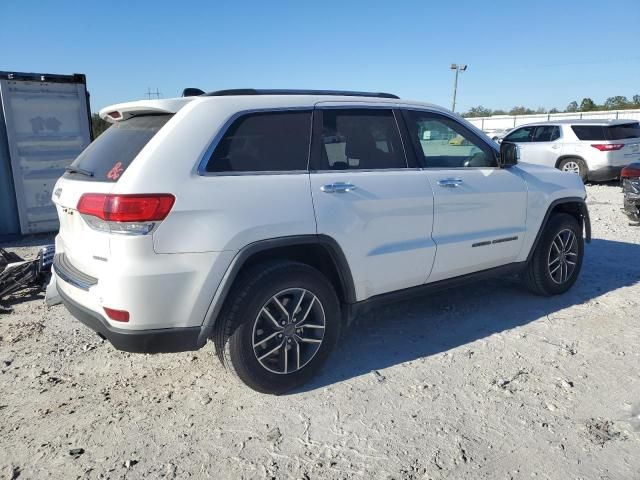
58, 288, 203, 353
588, 165, 623, 182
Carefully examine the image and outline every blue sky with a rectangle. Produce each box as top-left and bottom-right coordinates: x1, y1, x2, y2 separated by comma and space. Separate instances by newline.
2, 0, 639, 113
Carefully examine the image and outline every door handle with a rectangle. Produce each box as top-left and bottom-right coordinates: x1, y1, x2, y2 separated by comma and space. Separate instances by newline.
437, 178, 464, 188
321, 182, 356, 193
551, 144, 560, 150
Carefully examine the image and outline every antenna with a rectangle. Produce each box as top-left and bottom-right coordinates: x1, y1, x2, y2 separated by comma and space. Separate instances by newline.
145, 87, 162, 100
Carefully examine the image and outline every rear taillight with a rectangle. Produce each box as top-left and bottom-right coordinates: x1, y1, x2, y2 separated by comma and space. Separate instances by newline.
621, 165, 640, 178
591, 143, 624, 151
77, 193, 175, 235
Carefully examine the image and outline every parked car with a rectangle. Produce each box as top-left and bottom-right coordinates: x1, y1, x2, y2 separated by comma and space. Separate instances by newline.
502, 120, 640, 182
52, 89, 590, 394
621, 163, 640, 223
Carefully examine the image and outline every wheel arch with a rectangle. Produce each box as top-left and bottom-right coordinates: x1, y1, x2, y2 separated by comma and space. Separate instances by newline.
526, 197, 591, 263
554, 155, 586, 170
197, 235, 355, 347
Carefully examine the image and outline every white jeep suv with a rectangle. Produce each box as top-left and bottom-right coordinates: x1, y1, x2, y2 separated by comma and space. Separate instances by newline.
52, 89, 590, 393
503, 119, 640, 182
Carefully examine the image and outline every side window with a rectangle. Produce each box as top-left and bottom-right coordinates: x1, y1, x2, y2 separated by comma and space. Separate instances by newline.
405, 110, 497, 168
205, 111, 311, 173
317, 109, 407, 170
571, 125, 606, 141
504, 126, 535, 143
532, 125, 560, 142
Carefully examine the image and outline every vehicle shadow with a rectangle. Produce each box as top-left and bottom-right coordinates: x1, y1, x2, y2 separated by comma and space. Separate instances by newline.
297, 238, 639, 393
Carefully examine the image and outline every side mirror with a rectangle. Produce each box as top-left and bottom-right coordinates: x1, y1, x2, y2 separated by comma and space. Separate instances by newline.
499, 142, 519, 167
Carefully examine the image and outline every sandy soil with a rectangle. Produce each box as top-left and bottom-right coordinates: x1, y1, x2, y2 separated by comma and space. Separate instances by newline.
1, 183, 639, 479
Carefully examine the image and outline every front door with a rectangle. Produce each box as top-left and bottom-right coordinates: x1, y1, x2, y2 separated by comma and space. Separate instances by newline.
402, 110, 528, 283
309, 106, 436, 301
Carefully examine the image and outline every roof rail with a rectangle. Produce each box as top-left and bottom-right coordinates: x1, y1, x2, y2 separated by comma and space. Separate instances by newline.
204, 89, 400, 99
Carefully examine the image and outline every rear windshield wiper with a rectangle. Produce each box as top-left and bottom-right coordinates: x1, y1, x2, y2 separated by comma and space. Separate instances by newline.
65, 166, 94, 177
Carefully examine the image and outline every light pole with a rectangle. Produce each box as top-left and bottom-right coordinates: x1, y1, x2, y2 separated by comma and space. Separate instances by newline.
450, 63, 467, 112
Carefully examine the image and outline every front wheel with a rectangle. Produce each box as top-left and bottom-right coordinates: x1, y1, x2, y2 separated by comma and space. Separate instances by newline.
215, 260, 341, 394
522, 213, 584, 296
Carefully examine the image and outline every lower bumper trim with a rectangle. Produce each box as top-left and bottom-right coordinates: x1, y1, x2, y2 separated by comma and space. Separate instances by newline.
588, 166, 623, 182
58, 289, 203, 354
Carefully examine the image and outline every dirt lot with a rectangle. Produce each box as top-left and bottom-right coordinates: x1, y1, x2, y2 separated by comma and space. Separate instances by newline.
1, 183, 639, 479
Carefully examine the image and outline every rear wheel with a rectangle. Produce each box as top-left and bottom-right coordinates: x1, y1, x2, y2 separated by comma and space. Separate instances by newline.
522, 213, 584, 296
558, 157, 588, 183
215, 260, 340, 394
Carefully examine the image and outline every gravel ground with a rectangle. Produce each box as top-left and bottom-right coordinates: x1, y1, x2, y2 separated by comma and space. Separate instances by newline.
1, 183, 639, 479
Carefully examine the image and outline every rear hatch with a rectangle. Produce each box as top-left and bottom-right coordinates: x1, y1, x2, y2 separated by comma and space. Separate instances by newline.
572, 122, 640, 164
52, 114, 174, 279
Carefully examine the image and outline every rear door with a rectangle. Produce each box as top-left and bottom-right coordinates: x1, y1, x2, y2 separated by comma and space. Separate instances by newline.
309, 105, 436, 301
402, 109, 527, 283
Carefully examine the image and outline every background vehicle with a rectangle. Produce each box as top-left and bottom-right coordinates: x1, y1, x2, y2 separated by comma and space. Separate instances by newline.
621, 163, 640, 224
486, 128, 512, 142
51, 89, 590, 394
503, 120, 640, 182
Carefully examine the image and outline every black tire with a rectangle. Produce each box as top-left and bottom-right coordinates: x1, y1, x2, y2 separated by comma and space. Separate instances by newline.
522, 213, 584, 296
214, 260, 341, 394
558, 157, 588, 183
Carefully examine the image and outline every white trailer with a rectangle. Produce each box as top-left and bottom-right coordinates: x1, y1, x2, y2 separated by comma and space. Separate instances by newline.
0, 72, 92, 236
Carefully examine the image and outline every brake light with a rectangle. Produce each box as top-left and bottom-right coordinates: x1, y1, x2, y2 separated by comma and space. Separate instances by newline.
621, 165, 640, 178
77, 193, 175, 235
107, 111, 122, 120
103, 307, 130, 322
77, 194, 175, 222
591, 143, 624, 151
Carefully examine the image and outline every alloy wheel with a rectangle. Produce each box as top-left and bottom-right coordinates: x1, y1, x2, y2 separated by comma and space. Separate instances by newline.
562, 161, 581, 175
547, 229, 578, 284
252, 288, 326, 374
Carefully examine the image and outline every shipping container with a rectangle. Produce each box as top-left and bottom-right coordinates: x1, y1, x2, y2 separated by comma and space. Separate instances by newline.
0, 71, 92, 236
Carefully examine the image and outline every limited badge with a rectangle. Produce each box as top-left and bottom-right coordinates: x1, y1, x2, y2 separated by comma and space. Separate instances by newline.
107, 162, 124, 180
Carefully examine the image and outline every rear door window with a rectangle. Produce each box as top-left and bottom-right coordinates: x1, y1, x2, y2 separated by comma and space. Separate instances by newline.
205, 111, 312, 173
316, 109, 407, 170
64, 114, 173, 182
532, 125, 560, 142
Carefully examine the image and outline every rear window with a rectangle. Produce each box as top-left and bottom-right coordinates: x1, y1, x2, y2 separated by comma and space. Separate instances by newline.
608, 123, 640, 140
64, 114, 173, 182
571, 123, 640, 141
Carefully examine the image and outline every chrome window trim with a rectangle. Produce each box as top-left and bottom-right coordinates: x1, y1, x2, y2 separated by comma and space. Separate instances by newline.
195, 107, 313, 177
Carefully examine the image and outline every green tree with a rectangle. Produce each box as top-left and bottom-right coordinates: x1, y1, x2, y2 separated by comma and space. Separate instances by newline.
603, 96, 629, 110
579, 98, 597, 112
631, 95, 640, 108
91, 113, 110, 139
492, 109, 507, 115
566, 101, 578, 113
463, 105, 493, 118
509, 106, 535, 116
549, 108, 560, 114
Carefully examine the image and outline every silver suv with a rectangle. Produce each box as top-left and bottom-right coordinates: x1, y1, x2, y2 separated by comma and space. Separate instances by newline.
503, 120, 640, 182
